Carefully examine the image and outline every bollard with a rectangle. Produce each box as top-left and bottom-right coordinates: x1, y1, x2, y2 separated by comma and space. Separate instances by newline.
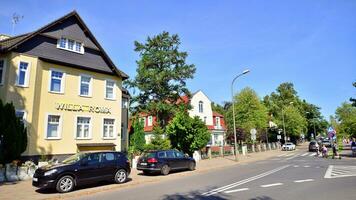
208, 147, 212, 159
252, 145, 255, 153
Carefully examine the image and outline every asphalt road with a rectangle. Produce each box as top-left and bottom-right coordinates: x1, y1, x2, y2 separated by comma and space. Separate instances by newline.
74, 146, 356, 200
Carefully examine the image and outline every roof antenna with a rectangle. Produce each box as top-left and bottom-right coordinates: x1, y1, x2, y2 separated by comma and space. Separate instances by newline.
12, 13, 24, 36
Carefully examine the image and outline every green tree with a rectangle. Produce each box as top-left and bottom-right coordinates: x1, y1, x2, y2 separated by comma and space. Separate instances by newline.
145, 126, 171, 150
126, 31, 196, 129
0, 100, 27, 165
280, 106, 307, 142
166, 111, 210, 156
226, 87, 268, 143
301, 100, 328, 139
350, 82, 356, 107
335, 102, 356, 138
128, 117, 146, 155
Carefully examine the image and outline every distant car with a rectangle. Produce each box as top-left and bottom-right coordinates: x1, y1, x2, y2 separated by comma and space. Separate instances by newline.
322, 139, 332, 148
32, 151, 130, 193
309, 141, 319, 152
137, 150, 196, 175
282, 142, 296, 151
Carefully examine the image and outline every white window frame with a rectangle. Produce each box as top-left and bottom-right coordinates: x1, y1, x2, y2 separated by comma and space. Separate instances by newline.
75, 116, 92, 140
56, 37, 84, 54
102, 117, 116, 139
198, 101, 204, 113
16, 61, 31, 87
215, 117, 220, 127
79, 74, 92, 97
105, 79, 116, 100
0, 59, 6, 85
48, 68, 65, 94
147, 116, 153, 126
44, 113, 62, 140
15, 109, 27, 126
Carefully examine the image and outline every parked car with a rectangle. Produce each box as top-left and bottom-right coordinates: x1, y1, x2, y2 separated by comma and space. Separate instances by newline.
282, 142, 296, 151
32, 151, 130, 193
322, 139, 332, 148
137, 150, 196, 175
309, 141, 319, 152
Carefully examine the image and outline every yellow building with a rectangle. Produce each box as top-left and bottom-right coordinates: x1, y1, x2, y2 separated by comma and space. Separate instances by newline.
0, 11, 129, 160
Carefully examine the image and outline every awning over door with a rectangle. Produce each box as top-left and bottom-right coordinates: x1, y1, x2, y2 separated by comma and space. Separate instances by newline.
77, 143, 116, 151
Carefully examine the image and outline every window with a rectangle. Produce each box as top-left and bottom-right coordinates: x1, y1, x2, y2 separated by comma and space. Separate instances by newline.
102, 153, 115, 162
103, 118, 115, 138
204, 116, 207, 124
158, 152, 167, 158
140, 117, 146, 127
76, 117, 91, 139
85, 153, 101, 165
147, 116, 153, 126
166, 151, 175, 158
122, 98, 128, 108
215, 117, 220, 127
0, 60, 5, 85
199, 101, 203, 113
49, 70, 64, 93
17, 61, 30, 87
57, 37, 84, 54
15, 110, 26, 124
105, 80, 115, 99
80, 75, 92, 96
174, 151, 184, 158
46, 115, 61, 139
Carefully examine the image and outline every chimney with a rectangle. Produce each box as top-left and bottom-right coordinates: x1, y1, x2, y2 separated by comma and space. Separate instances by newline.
0, 34, 11, 41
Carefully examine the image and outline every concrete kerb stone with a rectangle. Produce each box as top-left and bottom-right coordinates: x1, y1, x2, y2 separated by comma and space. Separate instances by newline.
0, 149, 281, 200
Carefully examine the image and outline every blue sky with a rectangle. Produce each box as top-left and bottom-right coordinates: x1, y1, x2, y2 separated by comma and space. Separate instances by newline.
1, 0, 355, 118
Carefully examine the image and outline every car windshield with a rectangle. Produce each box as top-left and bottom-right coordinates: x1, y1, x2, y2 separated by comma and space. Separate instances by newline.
62, 152, 87, 164
286, 143, 293, 145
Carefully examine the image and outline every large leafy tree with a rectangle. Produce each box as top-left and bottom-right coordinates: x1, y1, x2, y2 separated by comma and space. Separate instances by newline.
279, 106, 307, 142
126, 31, 196, 129
226, 87, 268, 143
166, 111, 210, 156
128, 117, 146, 155
301, 100, 328, 139
335, 102, 356, 138
0, 100, 27, 165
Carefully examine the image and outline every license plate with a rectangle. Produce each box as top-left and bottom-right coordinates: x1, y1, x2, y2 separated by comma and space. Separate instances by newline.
140, 163, 147, 166
33, 178, 38, 182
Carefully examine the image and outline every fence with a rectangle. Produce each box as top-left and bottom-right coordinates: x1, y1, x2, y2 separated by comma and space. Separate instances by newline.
199, 142, 281, 160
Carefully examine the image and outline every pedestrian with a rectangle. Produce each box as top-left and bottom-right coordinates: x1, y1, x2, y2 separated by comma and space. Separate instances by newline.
332, 141, 338, 159
351, 138, 356, 157
322, 145, 328, 158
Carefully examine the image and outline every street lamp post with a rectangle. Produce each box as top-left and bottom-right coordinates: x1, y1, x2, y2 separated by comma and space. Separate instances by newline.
282, 102, 293, 143
231, 69, 250, 161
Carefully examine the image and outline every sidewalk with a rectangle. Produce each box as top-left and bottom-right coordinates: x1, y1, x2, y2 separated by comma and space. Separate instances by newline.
0, 149, 281, 200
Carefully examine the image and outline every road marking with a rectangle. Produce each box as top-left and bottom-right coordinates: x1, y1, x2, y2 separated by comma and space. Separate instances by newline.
277, 153, 288, 157
202, 165, 290, 196
301, 153, 309, 156
293, 165, 299, 167
309, 153, 316, 157
304, 165, 310, 168
324, 165, 356, 179
260, 183, 283, 188
224, 188, 249, 194
285, 154, 300, 160
294, 179, 314, 183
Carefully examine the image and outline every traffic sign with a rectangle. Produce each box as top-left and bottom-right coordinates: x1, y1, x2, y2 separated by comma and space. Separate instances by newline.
250, 128, 257, 141
277, 135, 281, 140
327, 127, 336, 139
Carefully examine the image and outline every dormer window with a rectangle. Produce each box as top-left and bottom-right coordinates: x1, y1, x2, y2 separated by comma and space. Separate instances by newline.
57, 37, 84, 54
199, 101, 203, 113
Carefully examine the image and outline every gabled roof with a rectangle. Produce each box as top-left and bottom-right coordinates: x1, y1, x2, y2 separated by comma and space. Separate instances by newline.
0, 10, 128, 80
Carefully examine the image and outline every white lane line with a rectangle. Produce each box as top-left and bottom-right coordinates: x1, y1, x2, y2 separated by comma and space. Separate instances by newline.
224, 188, 249, 194
202, 165, 290, 196
309, 153, 316, 157
293, 165, 299, 167
304, 165, 310, 168
277, 153, 288, 157
294, 179, 314, 183
285, 154, 300, 160
261, 183, 283, 188
301, 153, 309, 156
324, 165, 333, 178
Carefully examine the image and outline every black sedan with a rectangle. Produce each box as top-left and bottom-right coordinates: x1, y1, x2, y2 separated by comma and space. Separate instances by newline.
32, 151, 130, 193
137, 150, 196, 175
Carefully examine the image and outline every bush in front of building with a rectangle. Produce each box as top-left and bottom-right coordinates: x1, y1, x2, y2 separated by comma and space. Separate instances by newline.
0, 100, 28, 180
128, 117, 146, 157
144, 126, 171, 151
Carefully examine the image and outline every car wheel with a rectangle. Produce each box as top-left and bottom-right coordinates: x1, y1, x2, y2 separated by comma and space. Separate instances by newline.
114, 169, 127, 184
56, 175, 75, 193
188, 162, 196, 171
161, 165, 170, 176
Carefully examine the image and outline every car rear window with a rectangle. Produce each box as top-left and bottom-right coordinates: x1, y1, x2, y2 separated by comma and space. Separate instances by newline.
142, 152, 156, 158
310, 142, 316, 145
158, 152, 167, 158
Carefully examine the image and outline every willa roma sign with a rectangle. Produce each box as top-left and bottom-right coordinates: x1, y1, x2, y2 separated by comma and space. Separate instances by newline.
55, 102, 111, 114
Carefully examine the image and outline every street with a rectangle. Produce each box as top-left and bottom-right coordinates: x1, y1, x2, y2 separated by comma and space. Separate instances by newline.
74, 145, 356, 200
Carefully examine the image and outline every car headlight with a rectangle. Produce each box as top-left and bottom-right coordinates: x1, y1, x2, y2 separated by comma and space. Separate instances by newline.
44, 169, 58, 176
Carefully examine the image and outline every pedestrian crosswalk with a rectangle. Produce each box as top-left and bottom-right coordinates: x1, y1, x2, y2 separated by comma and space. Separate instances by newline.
324, 165, 356, 179
277, 152, 317, 158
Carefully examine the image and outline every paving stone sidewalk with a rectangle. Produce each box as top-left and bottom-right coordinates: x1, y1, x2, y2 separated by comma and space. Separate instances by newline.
0, 149, 282, 200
